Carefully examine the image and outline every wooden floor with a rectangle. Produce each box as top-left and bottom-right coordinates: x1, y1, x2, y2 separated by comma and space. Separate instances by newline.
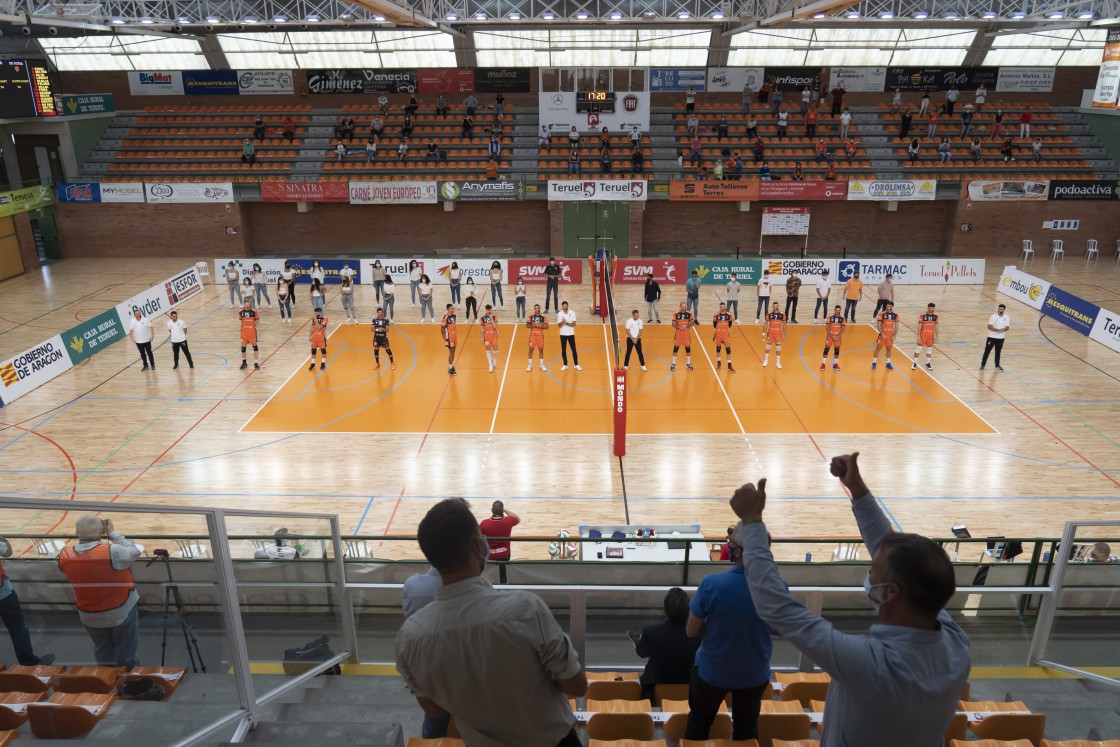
1, 257, 1118, 560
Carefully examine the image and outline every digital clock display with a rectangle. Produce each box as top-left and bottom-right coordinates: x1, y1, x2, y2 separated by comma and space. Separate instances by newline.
576, 91, 617, 113
587, 91, 609, 101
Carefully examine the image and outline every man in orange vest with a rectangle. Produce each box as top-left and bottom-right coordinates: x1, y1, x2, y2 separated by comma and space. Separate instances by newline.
0, 537, 54, 665
58, 515, 141, 668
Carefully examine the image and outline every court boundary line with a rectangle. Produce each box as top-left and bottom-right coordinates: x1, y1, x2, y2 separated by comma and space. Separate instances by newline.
691, 327, 748, 436
488, 323, 518, 434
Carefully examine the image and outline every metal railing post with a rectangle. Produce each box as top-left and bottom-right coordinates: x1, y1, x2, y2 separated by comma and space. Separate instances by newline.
570, 588, 587, 665
330, 516, 360, 662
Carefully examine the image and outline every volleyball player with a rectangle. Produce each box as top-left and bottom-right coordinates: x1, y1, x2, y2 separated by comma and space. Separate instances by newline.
821, 304, 845, 371
526, 303, 549, 372
480, 304, 500, 373
441, 304, 459, 376
371, 307, 395, 370
309, 307, 328, 371
670, 301, 695, 372
238, 299, 260, 370
713, 301, 735, 372
871, 300, 898, 370
762, 301, 786, 369
913, 303, 939, 371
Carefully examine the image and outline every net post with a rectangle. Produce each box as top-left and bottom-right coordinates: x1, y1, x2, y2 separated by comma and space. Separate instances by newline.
598, 258, 609, 321
613, 366, 627, 457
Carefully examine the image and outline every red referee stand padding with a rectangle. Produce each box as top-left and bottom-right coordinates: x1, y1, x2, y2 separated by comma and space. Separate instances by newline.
613, 366, 627, 457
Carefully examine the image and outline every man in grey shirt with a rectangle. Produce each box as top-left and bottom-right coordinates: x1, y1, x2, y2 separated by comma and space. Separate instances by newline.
727, 453, 970, 747
725, 274, 742, 323
402, 566, 446, 738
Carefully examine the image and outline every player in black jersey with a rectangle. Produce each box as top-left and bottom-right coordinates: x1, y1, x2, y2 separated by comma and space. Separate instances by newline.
371, 307, 395, 370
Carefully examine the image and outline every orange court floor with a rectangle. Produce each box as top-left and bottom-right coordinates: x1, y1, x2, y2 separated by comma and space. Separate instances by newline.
243, 321, 994, 436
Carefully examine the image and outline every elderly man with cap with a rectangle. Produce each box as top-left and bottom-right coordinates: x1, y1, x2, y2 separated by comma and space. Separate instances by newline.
58, 515, 142, 668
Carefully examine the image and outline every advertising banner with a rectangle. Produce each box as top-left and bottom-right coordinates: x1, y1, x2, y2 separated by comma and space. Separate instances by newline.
115, 267, 204, 325
0, 336, 72, 407
763, 67, 823, 91
56, 183, 101, 203
1042, 285, 1100, 335
59, 93, 114, 115
762, 207, 810, 235
839, 258, 985, 285
706, 68, 765, 93
764, 258, 836, 284
261, 181, 349, 202
358, 258, 430, 286
508, 259, 584, 285
966, 179, 1049, 201
547, 180, 647, 202
614, 259, 687, 285
429, 259, 507, 286
215, 258, 362, 285
688, 259, 763, 285
128, 71, 184, 96
759, 180, 847, 201
183, 70, 239, 95
669, 180, 759, 201
62, 309, 125, 365
1046, 180, 1120, 201
145, 181, 234, 204
997, 265, 1051, 310
237, 70, 294, 95
538, 91, 650, 134
474, 68, 531, 93
0, 185, 52, 218
438, 180, 525, 202
305, 69, 418, 94
349, 181, 437, 205
99, 182, 145, 203
847, 179, 937, 201
886, 67, 998, 91
649, 68, 707, 92
996, 67, 1055, 92
1089, 307, 1120, 354
830, 67, 887, 93
1091, 28, 1120, 109
418, 68, 475, 94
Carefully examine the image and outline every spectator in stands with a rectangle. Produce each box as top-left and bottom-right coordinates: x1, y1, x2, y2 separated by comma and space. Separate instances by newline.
488, 136, 502, 163
282, 116, 295, 144
685, 86, 697, 113
969, 137, 982, 161
1032, 138, 1043, 162
366, 138, 378, 163
800, 85, 811, 114
771, 86, 783, 115
241, 139, 257, 167
631, 146, 645, 174
539, 124, 551, 149
712, 159, 723, 180
960, 109, 974, 137
742, 81, 754, 114
717, 526, 735, 560
839, 108, 852, 140
919, 90, 930, 116
792, 162, 804, 180
568, 126, 580, 147
600, 147, 612, 174
874, 274, 895, 318
378, 95, 389, 116
690, 136, 703, 167
463, 93, 478, 116
491, 112, 505, 137
630, 125, 641, 149
731, 155, 743, 180
1019, 105, 1032, 140
599, 126, 611, 151
745, 115, 758, 139
494, 93, 505, 115
899, 107, 912, 139
907, 138, 921, 162
938, 138, 952, 164
371, 115, 384, 140
404, 94, 419, 116
975, 84, 988, 113
1001, 138, 1016, 162
334, 142, 347, 162
927, 108, 939, 140
340, 115, 356, 142
805, 107, 818, 138
758, 80, 771, 105
461, 114, 473, 141
1089, 543, 1113, 563
759, 162, 771, 181
568, 148, 581, 174
825, 162, 838, 180
0, 536, 55, 666
753, 137, 765, 162
434, 94, 448, 118
395, 499, 587, 747
812, 73, 823, 105
59, 515, 142, 668
945, 86, 959, 116
712, 114, 728, 140
686, 112, 699, 137
845, 138, 858, 163
891, 87, 902, 113
776, 110, 788, 139
425, 141, 438, 161
814, 138, 828, 163
991, 108, 1004, 140
829, 82, 846, 116
629, 587, 700, 702
253, 114, 266, 142
401, 113, 414, 139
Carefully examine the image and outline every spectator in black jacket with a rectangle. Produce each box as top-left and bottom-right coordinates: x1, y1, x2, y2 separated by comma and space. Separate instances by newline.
629, 587, 700, 701
643, 273, 662, 324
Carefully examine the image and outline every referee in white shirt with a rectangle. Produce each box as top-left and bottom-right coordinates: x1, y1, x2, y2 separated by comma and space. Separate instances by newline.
557, 301, 581, 371
128, 309, 155, 370
166, 311, 194, 369
813, 269, 831, 322
980, 304, 1010, 371
624, 309, 647, 371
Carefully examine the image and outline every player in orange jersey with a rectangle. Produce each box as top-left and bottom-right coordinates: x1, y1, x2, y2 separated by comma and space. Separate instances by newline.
440, 303, 459, 376
308, 307, 328, 371
370, 307, 395, 370
238, 298, 260, 370
872, 300, 898, 371
713, 301, 735, 372
762, 302, 786, 369
913, 302, 939, 371
821, 304, 845, 371
480, 304, 500, 373
526, 303, 549, 372
670, 301, 695, 372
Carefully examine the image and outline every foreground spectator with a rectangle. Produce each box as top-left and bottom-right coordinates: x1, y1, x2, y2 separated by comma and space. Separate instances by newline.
1089, 543, 1113, 563
0, 536, 54, 665
630, 587, 700, 701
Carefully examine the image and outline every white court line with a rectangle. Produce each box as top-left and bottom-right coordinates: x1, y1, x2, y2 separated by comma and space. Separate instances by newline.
692, 331, 748, 436
488, 323, 519, 434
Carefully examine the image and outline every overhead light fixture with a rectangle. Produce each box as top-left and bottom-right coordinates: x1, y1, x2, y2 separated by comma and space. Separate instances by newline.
1048, 11, 1064, 17
981, 10, 996, 18
576, 11, 589, 19
944, 12, 958, 19
305, 14, 319, 21
846, 10, 860, 17
509, 11, 521, 19
609, 10, 622, 19
1077, 11, 1094, 18
177, 16, 190, 22
139, 17, 154, 23
373, 14, 386, 21
542, 11, 555, 19
339, 12, 352, 18
677, 10, 690, 18
880, 11, 894, 18
110, 17, 125, 23
446, 11, 458, 19
242, 17, 258, 23
812, 12, 826, 17
272, 15, 286, 22
914, 11, 929, 17
712, 11, 724, 18
1011, 11, 1025, 17
475, 11, 486, 19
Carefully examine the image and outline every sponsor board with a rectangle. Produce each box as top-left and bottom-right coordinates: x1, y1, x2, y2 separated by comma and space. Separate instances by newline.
649, 68, 707, 92
1041, 285, 1099, 335
62, 309, 125, 365
887, 67, 999, 92
1046, 180, 1120, 201
669, 180, 759, 201
762, 206, 810, 236
306, 69, 418, 95
997, 265, 1051, 310
349, 181, 437, 205
508, 259, 583, 285
60, 93, 114, 115
706, 68, 765, 93
1089, 306, 1120, 354
538, 90, 650, 135
0, 335, 73, 407
996, 67, 1055, 93
759, 180, 847, 200
261, 181, 349, 202
115, 267, 204, 326
128, 71, 184, 96
438, 180, 525, 202
0, 185, 52, 218
183, 70, 239, 95
359, 258, 428, 286
418, 68, 475, 94
765, 259, 836, 284
547, 180, 647, 202
1092, 29, 1120, 109
966, 179, 1049, 201
99, 182, 145, 203
837, 258, 985, 285
764, 67, 823, 91
238, 70, 294, 95
830, 67, 887, 93
145, 181, 234, 203
847, 179, 937, 201
473, 68, 531, 93
56, 183, 100, 203
215, 258, 361, 285
688, 259, 763, 285
614, 259, 687, 285
429, 259, 507, 286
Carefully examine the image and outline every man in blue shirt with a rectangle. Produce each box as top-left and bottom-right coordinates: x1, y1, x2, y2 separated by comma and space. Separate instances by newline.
685, 270, 701, 320
728, 452, 971, 747
683, 536, 773, 740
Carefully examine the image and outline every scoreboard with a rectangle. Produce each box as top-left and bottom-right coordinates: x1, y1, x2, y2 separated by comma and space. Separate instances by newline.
576, 91, 616, 113
0, 59, 57, 118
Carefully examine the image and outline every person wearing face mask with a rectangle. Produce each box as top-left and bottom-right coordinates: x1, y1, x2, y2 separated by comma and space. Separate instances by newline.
727, 452, 970, 747
396, 498, 587, 747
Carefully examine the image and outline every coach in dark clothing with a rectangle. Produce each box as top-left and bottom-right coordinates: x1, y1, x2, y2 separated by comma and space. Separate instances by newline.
630, 587, 700, 701
544, 258, 562, 312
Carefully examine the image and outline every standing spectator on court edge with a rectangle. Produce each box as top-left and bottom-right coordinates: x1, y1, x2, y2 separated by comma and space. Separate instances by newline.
129, 308, 155, 371
395, 499, 587, 747
644, 273, 662, 324
58, 515, 142, 668
784, 272, 802, 324
684, 529, 773, 741
844, 271, 863, 322
225, 261, 240, 307
686, 270, 701, 320
725, 273, 741, 323
980, 304, 1010, 372
251, 263, 271, 309
629, 587, 701, 702
755, 269, 772, 324
829, 82, 846, 116
874, 273, 895, 318
166, 310, 194, 370
0, 536, 54, 666
814, 270, 831, 323
480, 501, 520, 585
401, 565, 446, 738
624, 310, 647, 371
728, 452, 971, 747
557, 301, 580, 372
545, 257, 562, 312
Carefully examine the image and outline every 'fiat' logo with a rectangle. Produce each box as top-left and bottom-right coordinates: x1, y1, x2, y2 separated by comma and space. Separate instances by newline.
623, 95, 638, 112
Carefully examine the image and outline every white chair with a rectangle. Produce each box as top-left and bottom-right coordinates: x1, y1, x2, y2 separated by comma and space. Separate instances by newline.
1050, 239, 1064, 261
1086, 239, 1098, 261
194, 262, 211, 285
1021, 239, 1033, 261
344, 540, 371, 559
175, 539, 209, 559
31, 538, 66, 557
833, 541, 862, 561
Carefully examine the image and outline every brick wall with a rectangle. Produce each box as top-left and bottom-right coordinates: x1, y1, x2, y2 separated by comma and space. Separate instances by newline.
56, 202, 248, 257
946, 199, 1120, 257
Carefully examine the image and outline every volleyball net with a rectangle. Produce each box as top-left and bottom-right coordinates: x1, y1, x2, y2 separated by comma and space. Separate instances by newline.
601, 258, 627, 457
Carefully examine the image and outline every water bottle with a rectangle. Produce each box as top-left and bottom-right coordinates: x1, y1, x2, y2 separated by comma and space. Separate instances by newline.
805, 552, 812, 563
1042, 551, 1051, 563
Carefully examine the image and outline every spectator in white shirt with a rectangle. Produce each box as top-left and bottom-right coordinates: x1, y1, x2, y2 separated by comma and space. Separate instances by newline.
725, 274, 742, 322
225, 261, 240, 307
813, 270, 832, 323
251, 263, 272, 309
128, 309, 155, 371
755, 270, 772, 323
539, 125, 550, 149
839, 109, 852, 140
980, 304, 1011, 372
624, 310, 647, 371
310, 259, 326, 285
557, 301, 580, 371
339, 260, 356, 283
166, 311, 193, 369
568, 126, 580, 146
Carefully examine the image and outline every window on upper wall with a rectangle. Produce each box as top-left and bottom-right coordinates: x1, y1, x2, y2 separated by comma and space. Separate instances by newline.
216, 29, 455, 68
985, 29, 1107, 67
39, 35, 206, 71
